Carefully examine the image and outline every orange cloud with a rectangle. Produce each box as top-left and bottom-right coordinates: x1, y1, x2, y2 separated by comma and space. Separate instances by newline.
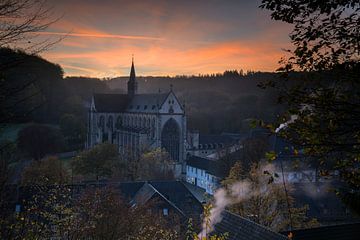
43, 37, 290, 78
38, 31, 165, 41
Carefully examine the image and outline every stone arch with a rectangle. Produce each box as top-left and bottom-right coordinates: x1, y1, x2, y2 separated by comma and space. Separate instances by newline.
161, 118, 180, 162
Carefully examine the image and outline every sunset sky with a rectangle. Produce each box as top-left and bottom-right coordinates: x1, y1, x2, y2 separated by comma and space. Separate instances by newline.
42, 0, 293, 77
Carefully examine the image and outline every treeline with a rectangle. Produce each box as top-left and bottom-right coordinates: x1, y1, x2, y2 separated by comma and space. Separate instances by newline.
108, 72, 287, 133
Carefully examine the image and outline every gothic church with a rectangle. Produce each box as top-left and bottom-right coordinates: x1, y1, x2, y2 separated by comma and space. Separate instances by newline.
86, 59, 187, 174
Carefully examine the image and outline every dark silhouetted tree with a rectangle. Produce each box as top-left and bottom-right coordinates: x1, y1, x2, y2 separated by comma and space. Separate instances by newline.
260, 0, 360, 212
17, 124, 65, 160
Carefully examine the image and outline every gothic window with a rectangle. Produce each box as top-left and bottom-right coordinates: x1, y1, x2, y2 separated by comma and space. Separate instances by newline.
161, 118, 180, 162
116, 116, 122, 129
107, 116, 113, 130
98, 115, 105, 130
147, 118, 150, 128
143, 117, 146, 128
151, 118, 156, 139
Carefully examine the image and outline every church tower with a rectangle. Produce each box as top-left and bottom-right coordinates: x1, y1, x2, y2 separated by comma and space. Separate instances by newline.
127, 57, 138, 97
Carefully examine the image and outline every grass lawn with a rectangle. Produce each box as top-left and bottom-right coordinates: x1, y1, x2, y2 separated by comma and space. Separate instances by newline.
0, 123, 60, 142
0, 123, 31, 142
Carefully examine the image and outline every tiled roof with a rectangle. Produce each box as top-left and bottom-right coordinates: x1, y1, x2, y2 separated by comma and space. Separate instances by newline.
199, 134, 236, 145
214, 211, 287, 240
133, 182, 186, 216
182, 181, 207, 203
150, 180, 204, 216
127, 93, 168, 113
282, 222, 360, 240
117, 181, 145, 200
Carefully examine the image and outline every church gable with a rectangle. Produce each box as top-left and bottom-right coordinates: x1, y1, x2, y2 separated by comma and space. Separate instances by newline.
159, 91, 184, 114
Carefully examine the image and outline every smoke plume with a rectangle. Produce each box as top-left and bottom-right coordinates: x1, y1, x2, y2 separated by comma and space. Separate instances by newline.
198, 164, 275, 238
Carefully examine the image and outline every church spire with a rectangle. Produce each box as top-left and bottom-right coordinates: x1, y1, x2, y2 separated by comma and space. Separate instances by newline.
127, 55, 138, 97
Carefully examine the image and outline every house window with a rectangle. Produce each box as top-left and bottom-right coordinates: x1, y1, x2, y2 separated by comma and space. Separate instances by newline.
163, 208, 169, 216
15, 204, 21, 213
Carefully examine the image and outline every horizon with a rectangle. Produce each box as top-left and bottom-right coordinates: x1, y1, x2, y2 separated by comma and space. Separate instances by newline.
39, 0, 292, 78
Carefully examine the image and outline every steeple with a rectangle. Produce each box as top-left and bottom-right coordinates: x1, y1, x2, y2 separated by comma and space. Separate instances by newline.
127, 55, 138, 97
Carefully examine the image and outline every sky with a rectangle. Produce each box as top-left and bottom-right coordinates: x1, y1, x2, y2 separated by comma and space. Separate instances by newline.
40, 0, 293, 77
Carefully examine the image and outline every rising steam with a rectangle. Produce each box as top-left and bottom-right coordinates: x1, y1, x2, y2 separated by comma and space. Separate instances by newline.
198, 164, 275, 238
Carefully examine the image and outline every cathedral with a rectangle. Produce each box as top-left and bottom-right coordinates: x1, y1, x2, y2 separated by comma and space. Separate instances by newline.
86, 59, 187, 175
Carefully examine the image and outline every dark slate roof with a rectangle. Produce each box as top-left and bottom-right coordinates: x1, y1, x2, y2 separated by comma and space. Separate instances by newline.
221, 132, 249, 141
116, 181, 145, 200
127, 93, 168, 113
214, 211, 287, 240
132, 182, 158, 205
186, 155, 226, 178
93, 93, 130, 112
199, 134, 237, 145
93, 93, 169, 113
282, 222, 360, 240
132, 182, 186, 216
149, 181, 204, 216
182, 181, 207, 203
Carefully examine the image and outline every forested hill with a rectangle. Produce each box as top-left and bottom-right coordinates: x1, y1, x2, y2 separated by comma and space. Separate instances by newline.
0, 48, 116, 124
1, 48, 287, 133
108, 72, 285, 133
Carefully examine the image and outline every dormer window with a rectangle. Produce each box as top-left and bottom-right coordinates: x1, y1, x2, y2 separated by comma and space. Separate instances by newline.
137, 105, 140, 109
152, 105, 156, 109
144, 105, 148, 109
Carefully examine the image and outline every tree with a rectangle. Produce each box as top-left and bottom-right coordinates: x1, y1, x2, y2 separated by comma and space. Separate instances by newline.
21, 156, 68, 185
128, 148, 175, 181
17, 124, 65, 160
0, 0, 61, 53
0, 184, 73, 239
71, 143, 119, 180
259, 0, 360, 211
222, 162, 318, 232
60, 113, 86, 151
67, 187, 179, 240
260, 0, 359, 71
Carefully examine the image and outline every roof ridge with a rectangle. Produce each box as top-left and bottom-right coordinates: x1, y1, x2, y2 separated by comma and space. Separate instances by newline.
148, 182, 186, 216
